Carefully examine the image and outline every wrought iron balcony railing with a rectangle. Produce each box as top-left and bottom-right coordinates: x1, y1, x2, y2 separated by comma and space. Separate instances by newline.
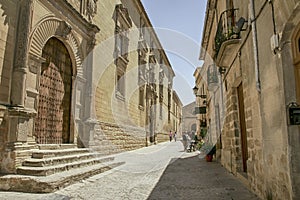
215, 8, 240, 57
195, 106, 206, 114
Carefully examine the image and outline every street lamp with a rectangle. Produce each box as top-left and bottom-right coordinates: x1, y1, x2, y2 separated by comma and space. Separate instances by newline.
192, 85, 198, 96
193, 86, 206, 99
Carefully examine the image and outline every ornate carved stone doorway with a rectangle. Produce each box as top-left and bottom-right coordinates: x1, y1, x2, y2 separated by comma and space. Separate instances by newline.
35, 37, 73, 144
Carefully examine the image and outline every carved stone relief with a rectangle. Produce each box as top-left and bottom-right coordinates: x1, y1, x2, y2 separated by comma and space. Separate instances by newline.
65, 0, 98, 23
86, 0, 98, 23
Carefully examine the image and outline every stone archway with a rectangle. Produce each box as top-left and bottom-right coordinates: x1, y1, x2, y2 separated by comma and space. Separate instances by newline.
191, 123, 196, 132
34, 37, 73, 144
29, 17, 83, 75
28, 17, 84, 144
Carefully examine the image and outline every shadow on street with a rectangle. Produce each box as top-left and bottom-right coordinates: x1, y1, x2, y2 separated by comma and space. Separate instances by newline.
147, 154, 260, 200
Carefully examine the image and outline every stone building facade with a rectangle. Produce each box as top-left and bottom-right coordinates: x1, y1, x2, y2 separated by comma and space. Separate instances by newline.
196, 0, 300, 199
92, 0, 177, 152
0, 0, 178, 175
181, 101, 197, 134
171, 91, 182, 134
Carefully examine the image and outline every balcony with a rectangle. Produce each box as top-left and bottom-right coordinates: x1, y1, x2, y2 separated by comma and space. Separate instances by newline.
207, 64, 218, 91
215, 8, 241, 67
138, 38, 148, 55
195, 106, 206, 114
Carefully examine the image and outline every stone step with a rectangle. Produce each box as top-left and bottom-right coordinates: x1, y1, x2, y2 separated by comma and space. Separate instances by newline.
32, 148, 90, 159
13, 145, 38, 151
91, 147, 121, 156
0, 161, 125, 193
17, 156, 114, 176
22, 152, 107, 167
37, 144, 77, 150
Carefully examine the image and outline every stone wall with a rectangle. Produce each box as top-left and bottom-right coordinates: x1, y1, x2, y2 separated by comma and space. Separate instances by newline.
220, 1, 298, 199
93, 0, 174, 151
200, 0, 300, 199
182, 102, 197, 133
156, 133, 169, 143
92, 122, 146, 154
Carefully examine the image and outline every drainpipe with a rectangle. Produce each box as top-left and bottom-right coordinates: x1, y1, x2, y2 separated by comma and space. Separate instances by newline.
219, 73, 224, 127
249, 0, 261, 92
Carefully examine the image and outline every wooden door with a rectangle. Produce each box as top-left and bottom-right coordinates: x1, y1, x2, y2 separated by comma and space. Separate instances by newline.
294, 31, 300, 103
237, 83, 248, 172
35, 38, 73, 144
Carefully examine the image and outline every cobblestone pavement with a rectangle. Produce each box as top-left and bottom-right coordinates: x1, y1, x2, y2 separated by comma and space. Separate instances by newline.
0, 141, 260, 200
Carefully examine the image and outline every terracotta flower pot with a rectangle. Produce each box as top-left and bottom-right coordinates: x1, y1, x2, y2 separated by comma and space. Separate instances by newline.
206, 154, 213, 162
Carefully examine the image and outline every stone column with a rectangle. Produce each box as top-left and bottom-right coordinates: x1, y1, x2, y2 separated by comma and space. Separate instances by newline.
0, 0, 37, 174
6, 0, 35, 149
11, 0, 33, 106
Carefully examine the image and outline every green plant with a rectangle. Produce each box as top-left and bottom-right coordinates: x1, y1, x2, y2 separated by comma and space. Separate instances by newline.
196, 139, 205, 150
200, 129, 207, 138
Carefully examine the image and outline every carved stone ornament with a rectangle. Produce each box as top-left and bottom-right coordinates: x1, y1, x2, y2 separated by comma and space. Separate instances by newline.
87, 0, 98, 23
59, 21, 72, 38
115, 4, 132, 29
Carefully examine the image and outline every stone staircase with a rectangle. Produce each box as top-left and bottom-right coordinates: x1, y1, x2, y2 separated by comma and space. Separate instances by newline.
0, 144, 124, 193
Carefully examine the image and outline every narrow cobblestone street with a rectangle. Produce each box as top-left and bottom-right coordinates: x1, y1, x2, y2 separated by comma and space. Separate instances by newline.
0, 141, 259, 200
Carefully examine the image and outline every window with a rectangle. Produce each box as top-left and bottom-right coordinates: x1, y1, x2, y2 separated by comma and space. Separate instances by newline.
138, 49, 147, 86
114, 4, 132, 100
159, 104, 163, 119
139, 86, 144, 108
168, 87, 171, 123
116, 66, 126, 99
159, 70, 164, 119
159, 86, 163, 119
140, 17, 146, 39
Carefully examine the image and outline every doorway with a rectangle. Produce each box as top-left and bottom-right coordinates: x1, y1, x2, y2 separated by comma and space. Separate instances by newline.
293, 28, 300, 102
237, 83, 248, 172
35, 37, 73, 144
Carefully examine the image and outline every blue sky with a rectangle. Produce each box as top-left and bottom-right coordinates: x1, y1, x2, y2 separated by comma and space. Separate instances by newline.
140, 0, 207, 105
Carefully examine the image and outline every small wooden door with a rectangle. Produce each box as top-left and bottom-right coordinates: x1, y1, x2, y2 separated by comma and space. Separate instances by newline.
237, 83, 248, 172
35, 38, 73, 144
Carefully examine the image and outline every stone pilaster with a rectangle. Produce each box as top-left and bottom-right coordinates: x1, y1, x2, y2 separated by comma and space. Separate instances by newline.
80, 27, 99, 148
